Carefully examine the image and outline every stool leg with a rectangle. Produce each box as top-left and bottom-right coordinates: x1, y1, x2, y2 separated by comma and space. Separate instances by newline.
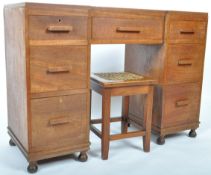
143, 87, 154, 152
89, 89, 92, 121
121, 96, 129, 134
101, 90, 111, 160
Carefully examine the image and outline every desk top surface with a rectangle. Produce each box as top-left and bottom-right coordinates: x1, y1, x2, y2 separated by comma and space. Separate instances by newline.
4, 2, 208, 20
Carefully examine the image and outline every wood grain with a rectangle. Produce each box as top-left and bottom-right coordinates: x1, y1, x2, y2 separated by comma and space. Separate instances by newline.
29, 15, 88, 40
125, 44, 166, 83
30, 45, 88, 93
4, 2, 208, 167
163, 83, 201, 128
164, 44, 204, 84
4, 6, 29, 151
167, 20, 207, 43
91, 74, 156, 159
101, 89, 111, 160
92, 17, 164, 43
125, 11, 207, 141
31, 93, 89, 152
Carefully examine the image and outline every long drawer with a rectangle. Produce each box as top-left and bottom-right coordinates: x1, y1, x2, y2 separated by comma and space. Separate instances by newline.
92, 17, 164, 43
31, 93, 89, 151
165, 44, 204, 84
30, 45, 88, 93
163, 83, 201, 128
29, 15, 88, 40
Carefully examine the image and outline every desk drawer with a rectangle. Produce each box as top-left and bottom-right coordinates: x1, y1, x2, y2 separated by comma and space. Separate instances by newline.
92, 17, 164, 43
29, 15, 88, 40
165, 44, 204, 83
163, 83, 200, 128
31, 94, 88, 150
30, 45, 88, 93
168, 21, 206, 43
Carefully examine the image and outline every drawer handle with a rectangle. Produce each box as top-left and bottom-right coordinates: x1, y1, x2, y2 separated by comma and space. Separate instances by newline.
47, 66, 70, 74
178, 59, 193, 66
176, 99, 189, 107
47, 26, 73, 32
116, 27, 141, 33
180, 31, 195, 35
49, 117, 69, 126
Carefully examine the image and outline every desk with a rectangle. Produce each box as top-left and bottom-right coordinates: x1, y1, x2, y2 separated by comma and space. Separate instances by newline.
4, 2, 208, 171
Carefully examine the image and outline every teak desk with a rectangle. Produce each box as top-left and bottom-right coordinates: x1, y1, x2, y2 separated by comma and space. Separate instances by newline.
4, 2, 208, 173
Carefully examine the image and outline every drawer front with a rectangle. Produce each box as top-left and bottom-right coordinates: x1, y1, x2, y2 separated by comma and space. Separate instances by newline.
163, 83, 201, 128
30, 45, 88, 93
31, 94, 89, 150
165, 44, 204, 83
29, 15, 88, 40
168, 21, 206, 43
92, 17, 164, 43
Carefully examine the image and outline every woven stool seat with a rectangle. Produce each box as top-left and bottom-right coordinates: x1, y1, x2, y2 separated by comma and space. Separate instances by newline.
91, 72, 156, 88
94, 72, 143, 81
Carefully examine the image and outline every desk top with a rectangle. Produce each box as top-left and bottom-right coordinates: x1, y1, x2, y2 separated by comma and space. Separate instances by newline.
5, 2, 208, 19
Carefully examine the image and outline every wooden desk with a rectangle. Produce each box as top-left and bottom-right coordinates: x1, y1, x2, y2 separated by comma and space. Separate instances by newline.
4, 2, 208, 172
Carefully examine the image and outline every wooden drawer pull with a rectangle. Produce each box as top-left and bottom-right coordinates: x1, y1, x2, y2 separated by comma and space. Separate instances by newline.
180, 31, 195, 35
116, 27, 141, 33
176, 99, 189, 107
49, 117, 69, 126
47, 26, 73, 32
178, 59, 193, 66
47, 66, 70, 73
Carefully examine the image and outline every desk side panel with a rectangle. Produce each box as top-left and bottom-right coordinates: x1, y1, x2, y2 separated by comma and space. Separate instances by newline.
4, 6, 29, 151
125, 44, 165, 128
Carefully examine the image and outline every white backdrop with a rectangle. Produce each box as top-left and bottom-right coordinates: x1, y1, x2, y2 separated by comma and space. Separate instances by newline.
0, 0, 211, 175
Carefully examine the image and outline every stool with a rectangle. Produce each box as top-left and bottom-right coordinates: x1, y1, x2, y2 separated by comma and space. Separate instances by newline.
90, 72, 157, 160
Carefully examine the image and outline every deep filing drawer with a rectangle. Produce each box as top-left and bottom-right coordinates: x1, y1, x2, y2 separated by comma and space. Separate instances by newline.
29, 15, 88, 40
31, 94, 88, 151
168, 20, 206, 43
92, 17, 164, 43
30, 45, 88, 93
165, 44, 204, 84
163, 83, 201, 128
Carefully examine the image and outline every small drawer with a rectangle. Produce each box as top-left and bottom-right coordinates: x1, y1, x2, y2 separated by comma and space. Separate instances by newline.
31, 94, 88, 150
163, 83, 201, 128
30, 45, 88, 93
165, 44, 204, 83
29, 15, 88, 40
168, 21, 206, 43
92, 17, 164, 43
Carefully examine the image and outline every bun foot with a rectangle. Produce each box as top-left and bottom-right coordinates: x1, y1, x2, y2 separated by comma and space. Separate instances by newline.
189, 129, 197, 138
78, 152, 88, 162
157, 136, 165, 145
9, 139, 16, 146
27, 162, 38, 173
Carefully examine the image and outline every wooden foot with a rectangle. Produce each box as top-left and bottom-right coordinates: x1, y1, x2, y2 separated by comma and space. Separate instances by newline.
9, 139, 16, 146
157, 136, 165, 145
189, 129, 197, 138
78, 152, 88, 162
27, 162, 38, 173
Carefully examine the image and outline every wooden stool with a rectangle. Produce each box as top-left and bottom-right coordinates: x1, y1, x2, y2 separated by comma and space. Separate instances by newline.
90, 72, 157, 160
